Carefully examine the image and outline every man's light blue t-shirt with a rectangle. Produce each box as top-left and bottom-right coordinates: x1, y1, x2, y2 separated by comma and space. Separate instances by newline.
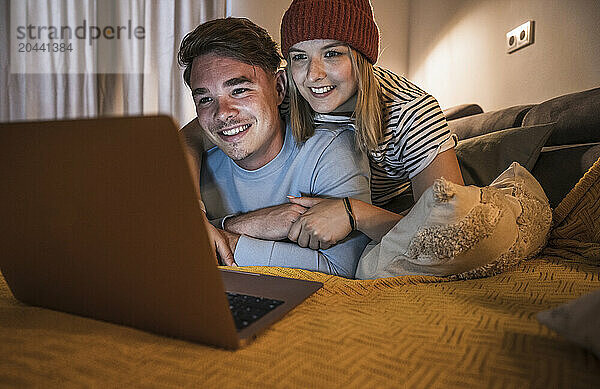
200, 121, 371, 278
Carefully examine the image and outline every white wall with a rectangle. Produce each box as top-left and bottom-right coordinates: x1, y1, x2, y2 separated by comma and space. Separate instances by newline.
408, 0, 600, 110
228, 0, 600, 111
228, 0, 288, 47
371, 0, 410, 75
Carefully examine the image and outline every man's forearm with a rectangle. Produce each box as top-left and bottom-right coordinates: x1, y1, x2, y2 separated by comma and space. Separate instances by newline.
223, 212, 268, 237
221, 203, 307, 241
234, 231, 369, 278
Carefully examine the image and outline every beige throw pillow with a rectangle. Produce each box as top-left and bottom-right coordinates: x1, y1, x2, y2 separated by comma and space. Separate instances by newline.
356, 162, 552, 279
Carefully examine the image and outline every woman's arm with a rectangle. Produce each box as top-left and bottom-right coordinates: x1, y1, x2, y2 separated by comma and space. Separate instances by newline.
351, 199, 404, 241
287, 148, 464, 248
411, 148, 464, 202
287, 197, 402, 247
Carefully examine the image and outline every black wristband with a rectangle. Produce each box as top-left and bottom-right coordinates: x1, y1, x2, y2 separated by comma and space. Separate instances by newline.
343, 197, 356, 231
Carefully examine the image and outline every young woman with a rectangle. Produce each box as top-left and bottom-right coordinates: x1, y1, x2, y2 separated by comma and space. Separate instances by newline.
281, 0, 464, 250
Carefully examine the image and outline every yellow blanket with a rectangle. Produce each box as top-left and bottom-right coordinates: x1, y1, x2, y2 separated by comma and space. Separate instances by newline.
2, 159, 599, 387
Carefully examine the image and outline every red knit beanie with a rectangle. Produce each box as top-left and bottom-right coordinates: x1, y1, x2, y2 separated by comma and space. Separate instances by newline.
281, 0, 379, 64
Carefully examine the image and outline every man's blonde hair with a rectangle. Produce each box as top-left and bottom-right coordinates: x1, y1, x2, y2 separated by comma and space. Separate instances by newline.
286, 47, 382, 152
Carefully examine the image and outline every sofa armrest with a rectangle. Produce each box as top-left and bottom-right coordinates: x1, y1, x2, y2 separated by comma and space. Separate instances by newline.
442, 103, 483, 121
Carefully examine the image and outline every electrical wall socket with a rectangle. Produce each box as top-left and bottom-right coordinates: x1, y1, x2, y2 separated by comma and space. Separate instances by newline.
506, 20, 535, 54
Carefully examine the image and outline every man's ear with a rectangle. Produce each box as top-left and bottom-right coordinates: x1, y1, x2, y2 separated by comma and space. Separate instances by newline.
274, 69, 287, 105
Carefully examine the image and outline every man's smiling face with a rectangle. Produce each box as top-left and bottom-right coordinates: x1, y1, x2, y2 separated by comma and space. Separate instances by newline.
190, 53, 286, 171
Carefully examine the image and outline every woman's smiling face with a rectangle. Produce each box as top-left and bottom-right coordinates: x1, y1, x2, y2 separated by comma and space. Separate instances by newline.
288, 39, 359, 113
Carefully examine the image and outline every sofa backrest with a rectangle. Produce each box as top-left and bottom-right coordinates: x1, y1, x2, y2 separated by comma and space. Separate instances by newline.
522, 87, 600, 146
445, 88, 600, 208
447, 104, 534, 141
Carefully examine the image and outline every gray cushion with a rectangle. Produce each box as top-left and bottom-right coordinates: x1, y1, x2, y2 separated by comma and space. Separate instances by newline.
523, 87, 600, 146
532, 143, 600, 208
443, 104, 483, 121
537, 288, 600, 358
447, 105, 535, 141
455, 123, 554, 187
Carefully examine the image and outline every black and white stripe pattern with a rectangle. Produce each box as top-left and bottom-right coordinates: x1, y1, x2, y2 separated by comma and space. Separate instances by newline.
314, 67, 455, 206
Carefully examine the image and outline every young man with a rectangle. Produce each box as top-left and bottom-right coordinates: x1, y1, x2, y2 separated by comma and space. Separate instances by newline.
179, 18, 370, 278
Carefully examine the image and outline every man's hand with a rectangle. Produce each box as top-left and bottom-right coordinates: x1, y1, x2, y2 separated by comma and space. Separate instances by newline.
203, 213, 237, 266
219, 229, 241, 263
223, 203, 308, 240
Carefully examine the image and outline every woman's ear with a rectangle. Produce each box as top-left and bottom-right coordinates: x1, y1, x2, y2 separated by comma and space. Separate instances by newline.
274, 69, 287, 105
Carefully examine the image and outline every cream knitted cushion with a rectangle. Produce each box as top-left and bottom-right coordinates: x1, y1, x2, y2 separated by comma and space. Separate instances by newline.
356, 162, 552, 279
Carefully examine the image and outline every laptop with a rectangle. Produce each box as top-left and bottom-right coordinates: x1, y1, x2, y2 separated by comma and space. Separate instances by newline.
0, 115, 323, 349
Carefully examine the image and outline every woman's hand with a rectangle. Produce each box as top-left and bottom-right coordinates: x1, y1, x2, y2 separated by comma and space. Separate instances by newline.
287, 196, 352, 250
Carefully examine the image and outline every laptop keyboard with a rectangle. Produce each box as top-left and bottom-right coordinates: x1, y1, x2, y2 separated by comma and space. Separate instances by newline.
226, 292, 284, 330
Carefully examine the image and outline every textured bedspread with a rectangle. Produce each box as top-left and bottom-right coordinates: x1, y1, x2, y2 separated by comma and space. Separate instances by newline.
2, 258, 599, 388
2, 159, 600, 388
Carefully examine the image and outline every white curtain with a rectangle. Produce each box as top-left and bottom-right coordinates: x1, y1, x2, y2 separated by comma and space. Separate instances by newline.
0, 0, 226, 127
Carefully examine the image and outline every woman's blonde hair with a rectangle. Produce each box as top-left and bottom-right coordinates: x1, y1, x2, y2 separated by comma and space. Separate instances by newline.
286, 47, 383, 152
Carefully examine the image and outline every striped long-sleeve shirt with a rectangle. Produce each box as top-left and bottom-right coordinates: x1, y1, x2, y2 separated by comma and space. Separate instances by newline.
313, 67, 456, 206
